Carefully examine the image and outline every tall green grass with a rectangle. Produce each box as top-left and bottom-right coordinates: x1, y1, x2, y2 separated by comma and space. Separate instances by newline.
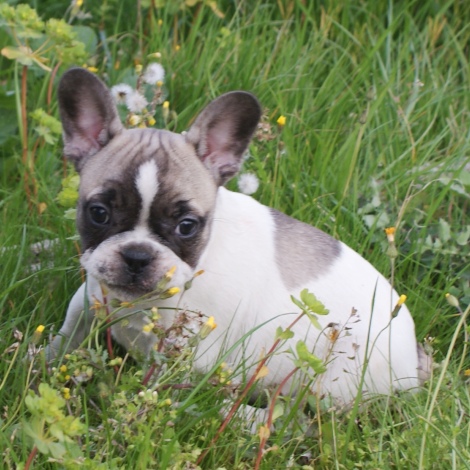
0, 0, 469, 468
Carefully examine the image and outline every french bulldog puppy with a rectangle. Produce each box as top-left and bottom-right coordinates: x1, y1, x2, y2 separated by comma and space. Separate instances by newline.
50, 67, 429, 404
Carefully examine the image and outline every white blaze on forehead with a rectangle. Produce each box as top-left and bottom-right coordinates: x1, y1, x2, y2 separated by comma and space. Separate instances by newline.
135, 159, 159, 227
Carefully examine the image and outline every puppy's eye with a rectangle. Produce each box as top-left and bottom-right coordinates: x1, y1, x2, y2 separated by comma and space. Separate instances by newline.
176, 218, 198, 238
89, 204, 110, 225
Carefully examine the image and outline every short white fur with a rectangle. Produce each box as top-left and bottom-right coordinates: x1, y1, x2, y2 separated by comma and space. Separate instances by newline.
135, 159, 159, 228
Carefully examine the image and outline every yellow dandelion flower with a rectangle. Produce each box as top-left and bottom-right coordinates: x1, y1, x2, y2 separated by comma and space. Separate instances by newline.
86, 66, 98, 73
199, 316, 217, 339
156, 80, 164, 87
397, 294, 407, 306
164, 265, 177, 281
167, 287, 180, 296
142, 323, 154, 333
277, 115, 286, 126
35, 325, 45, 333
129, 114, 141, 126
385, 226, 396, 242
391, 294, 407, 318
163, 101, 170, 109
464, 369, 470, 377
206, 316, 217, 330
147, 117, 156, 126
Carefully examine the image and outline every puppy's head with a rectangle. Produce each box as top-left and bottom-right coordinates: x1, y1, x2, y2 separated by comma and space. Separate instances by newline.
58, 68, 261, 300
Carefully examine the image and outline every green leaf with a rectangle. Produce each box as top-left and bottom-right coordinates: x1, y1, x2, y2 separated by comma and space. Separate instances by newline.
300, 288, 329, 315
275, 326, 295, 340
456, 226, 470, 246
438, 218, 451, 243
295, 340, 326, 374
290, 294, 305, 312
1, 45, 34, 65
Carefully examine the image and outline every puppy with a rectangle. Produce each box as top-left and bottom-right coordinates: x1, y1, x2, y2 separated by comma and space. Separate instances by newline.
49, 68, 429, 404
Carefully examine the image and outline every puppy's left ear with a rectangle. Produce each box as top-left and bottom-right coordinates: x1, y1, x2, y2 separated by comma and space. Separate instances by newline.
185, 91, 261, 185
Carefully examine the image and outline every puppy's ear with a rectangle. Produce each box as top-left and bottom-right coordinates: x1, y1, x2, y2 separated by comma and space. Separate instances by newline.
58, 68, 123, 171
185, 91, 261, 185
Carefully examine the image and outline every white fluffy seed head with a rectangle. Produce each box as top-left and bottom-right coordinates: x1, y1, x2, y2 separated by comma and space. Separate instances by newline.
111, 83, 133, 104
125, 90, 148, 113
237, 173, 260, 195
143, 62, 165, 85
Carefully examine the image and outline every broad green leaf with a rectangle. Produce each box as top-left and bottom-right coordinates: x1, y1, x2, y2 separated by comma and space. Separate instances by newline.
295, 340, 326, 374
275, 326, 295, 340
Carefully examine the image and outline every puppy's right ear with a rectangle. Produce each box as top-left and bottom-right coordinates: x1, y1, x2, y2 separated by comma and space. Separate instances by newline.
58, 68, 123, 171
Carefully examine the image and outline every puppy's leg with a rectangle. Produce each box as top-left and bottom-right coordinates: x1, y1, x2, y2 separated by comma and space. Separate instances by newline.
47, 283, 94, 360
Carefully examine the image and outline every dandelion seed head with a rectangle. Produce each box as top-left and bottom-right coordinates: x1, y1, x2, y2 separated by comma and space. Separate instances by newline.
238, 173, 259, 195
125, 91, 148, 113
143, 62, 165, 85
111, 83, 133, 105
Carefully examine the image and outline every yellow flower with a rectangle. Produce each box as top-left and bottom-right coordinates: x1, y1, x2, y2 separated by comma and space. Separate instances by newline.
86, 66, 98, 73
391, 294, 407, 318
60, 365, 68, 373
164, 266, 177, 281
163, 101, 170, 109
199, 316, 217, 339
157, 19, 163, 26
147, 117, 156, 126
135, 64, 143, 73
156, 80, 164, 87
35, 325, 45, 333
464, 369, 470, 377
142, 323, 154, 333
385, 226, 396, 242
175, 45, 181, 51
129, 114, 141, 126
277, 115, 286, 126
168, 287, 180, 296
206, 316, 217, 330
397, 294, 407, 306
62, 387, 71, 400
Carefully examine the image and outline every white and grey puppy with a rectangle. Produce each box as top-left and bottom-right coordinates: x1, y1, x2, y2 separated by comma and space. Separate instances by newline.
50, 67, 429, 404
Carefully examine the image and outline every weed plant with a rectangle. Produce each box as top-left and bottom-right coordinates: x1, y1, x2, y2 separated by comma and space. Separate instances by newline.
0, 1, 469, 468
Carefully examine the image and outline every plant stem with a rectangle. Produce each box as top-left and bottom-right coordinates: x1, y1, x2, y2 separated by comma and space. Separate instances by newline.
24, 446, 38, 470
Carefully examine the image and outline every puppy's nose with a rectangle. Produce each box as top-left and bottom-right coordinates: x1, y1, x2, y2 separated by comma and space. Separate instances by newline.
121, 247, 154, 274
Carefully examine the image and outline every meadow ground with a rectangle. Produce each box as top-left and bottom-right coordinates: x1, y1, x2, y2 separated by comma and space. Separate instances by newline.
0, 1, 469, 468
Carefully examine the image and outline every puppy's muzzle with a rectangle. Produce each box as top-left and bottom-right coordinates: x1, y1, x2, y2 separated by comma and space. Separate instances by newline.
121, 245, 155, 276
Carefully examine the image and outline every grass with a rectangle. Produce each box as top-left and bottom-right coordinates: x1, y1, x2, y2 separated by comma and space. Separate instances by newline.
0, 0, 469, 468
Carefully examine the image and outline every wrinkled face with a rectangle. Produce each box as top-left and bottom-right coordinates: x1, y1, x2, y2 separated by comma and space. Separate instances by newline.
77, 127, 218, 300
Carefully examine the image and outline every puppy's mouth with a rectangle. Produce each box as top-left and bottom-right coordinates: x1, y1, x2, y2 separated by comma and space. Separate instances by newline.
102, 279, 161, 301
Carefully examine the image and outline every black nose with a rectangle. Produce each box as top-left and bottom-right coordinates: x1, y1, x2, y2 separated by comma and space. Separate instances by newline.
121, 247, 154, 274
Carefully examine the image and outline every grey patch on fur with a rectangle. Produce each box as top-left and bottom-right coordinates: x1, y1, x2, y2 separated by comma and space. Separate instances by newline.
417, 343, 432, 384
270, 209, 341, 290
